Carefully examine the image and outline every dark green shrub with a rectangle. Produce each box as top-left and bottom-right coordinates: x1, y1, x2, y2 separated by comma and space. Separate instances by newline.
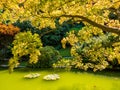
41, 19, 84, 49
28, 46, 62, 68
13, 20, 40, 34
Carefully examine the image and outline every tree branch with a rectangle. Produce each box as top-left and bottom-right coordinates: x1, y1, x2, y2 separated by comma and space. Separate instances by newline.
40, 29, 55, 38
41, 14, 120, 35
61, 15, 120, 35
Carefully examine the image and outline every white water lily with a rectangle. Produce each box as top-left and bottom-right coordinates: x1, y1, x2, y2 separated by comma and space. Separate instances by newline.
43, 74, 60, 81
24, 73, 40, 79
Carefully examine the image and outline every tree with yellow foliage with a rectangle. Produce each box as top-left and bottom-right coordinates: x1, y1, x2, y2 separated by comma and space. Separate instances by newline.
1, 0, 120, 71
0, 0, 119, 33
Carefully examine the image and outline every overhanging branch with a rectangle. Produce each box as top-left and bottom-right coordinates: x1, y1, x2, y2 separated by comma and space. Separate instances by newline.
41, 14, 120, 35
61, 15, 120, 35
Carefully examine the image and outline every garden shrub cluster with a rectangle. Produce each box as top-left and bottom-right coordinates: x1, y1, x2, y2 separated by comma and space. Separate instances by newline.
0, 0, 120, 73
8, 31, 62, 72
57, 25, 120, 72
28, 46, 62, 68
13, 19, 84, 49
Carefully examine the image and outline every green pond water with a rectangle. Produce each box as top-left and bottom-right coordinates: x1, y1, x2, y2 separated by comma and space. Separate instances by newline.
0, 69, 120, 90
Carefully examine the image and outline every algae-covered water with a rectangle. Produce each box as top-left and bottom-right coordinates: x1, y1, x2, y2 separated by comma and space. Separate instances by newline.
0, 69, 120, 90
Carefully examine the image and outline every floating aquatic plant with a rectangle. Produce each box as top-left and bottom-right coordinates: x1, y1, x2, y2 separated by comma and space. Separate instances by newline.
24, 73, 40, 79
43, 74, 60, 81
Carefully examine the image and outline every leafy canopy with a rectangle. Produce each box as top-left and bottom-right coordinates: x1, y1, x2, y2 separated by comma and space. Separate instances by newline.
0, 0, 119, 34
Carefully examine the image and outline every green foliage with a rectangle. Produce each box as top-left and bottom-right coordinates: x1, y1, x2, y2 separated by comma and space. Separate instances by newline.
59, 47, 71, 57
61, 25, 120, 71
0, 46, 12, 60
9, 31, 42, 72
53, 58, 71, 71
28, 46, 62, 68
41, 19, 84, 49
13, 19, 84, 49
13, 20, 41, 34
0, 0, 120, 72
